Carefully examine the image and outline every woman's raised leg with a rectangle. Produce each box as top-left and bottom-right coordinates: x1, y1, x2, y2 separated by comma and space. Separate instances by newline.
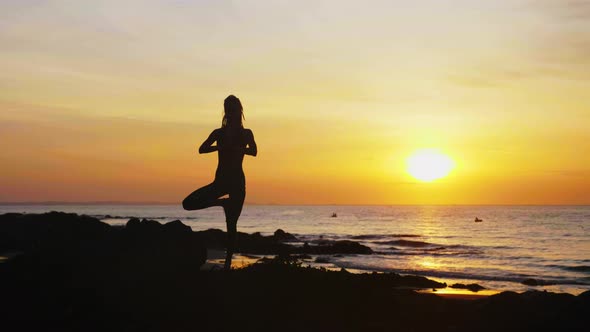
182, 182, 226, 211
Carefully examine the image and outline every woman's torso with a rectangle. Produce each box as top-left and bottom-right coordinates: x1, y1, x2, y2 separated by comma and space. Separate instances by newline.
215, 127, 246, 185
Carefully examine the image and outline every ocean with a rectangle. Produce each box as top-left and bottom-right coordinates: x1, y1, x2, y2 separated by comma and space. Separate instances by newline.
1, 204, 589, 295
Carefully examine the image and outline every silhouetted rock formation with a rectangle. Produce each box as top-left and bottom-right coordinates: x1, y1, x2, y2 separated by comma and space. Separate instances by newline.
273, 228, 298, 242
0, 213, 371, 266
0, 212, 207, 278
0, 211, 112, 253
119, 217, 206, 275
450, 283, 486, 292
192, 228, 293, 254
578, 290, 590, 302
192, 228, 372, 255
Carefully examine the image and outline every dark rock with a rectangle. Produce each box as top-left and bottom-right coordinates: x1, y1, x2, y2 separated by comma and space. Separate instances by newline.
192, 228, 227, 249
330, 240, 373, 254
0, 211, 112, 253
120, 218, 206, 274
450, 283, 486, 292
273, 229, 298, 242
578, 289, 590, 300
193, 228, 293, 254
126, 217, 141, 228
394, 274, 447, 289
192, 229, 371, 255
520, 290, 575, 302
0, 212, 207, 278
162, 219, 192, 233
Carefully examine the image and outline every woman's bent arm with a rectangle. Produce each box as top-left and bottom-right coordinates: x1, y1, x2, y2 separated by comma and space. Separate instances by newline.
199, 129, 219, 154
244, 129, 257, 156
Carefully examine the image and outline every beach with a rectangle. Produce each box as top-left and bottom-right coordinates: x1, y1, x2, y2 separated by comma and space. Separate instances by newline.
1, 211, 588, 331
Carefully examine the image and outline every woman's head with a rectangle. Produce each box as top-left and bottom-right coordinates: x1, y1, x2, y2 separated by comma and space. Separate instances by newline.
223, 95, 244, 128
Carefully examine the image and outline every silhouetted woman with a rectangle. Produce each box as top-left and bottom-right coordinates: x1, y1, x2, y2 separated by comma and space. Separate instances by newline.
182, 95, 257, 269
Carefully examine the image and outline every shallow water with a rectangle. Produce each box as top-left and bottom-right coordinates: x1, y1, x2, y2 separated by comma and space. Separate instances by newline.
2, 204, 589, 294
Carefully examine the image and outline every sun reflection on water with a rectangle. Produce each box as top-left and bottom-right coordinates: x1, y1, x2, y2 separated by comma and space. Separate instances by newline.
417, 258, 440, 269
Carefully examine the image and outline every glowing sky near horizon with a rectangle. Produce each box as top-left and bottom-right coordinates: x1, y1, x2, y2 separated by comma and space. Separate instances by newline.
1, 0, 589, 204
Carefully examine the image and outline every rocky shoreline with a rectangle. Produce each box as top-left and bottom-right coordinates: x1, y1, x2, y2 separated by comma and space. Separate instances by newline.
1, 212, 588, 331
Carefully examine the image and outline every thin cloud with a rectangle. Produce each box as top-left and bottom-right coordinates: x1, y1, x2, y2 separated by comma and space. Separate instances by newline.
534, 0, 590, 20
447, 0, 590, 88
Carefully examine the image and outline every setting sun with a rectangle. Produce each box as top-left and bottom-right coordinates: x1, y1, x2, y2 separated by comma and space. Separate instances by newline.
407, 149, 454, 182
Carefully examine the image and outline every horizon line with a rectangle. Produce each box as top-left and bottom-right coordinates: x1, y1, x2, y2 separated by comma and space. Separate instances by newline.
1, 201, 589, 207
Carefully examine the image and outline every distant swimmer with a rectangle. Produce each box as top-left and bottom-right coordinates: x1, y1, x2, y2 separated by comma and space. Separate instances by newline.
474, 217, 483, 222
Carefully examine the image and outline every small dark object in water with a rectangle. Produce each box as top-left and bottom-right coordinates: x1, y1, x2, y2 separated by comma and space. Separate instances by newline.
474, 217, 483, 222
331, 212, 337, 218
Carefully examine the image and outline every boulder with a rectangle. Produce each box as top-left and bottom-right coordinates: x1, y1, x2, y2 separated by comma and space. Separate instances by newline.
273, 229, 298, 242
192, 229, 372, 255
0, 213, 207, 277
0, 211, 112, 254
120, 218, 206, 274
450, 283, 486, 292
578, 289, 590, 300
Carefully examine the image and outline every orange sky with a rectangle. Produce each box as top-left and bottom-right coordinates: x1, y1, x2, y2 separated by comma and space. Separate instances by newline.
1, 1, 589, 204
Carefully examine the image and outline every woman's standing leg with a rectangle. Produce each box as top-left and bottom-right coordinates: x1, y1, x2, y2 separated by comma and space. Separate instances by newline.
182, 182, 226, 211
223, 187, 246, 270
